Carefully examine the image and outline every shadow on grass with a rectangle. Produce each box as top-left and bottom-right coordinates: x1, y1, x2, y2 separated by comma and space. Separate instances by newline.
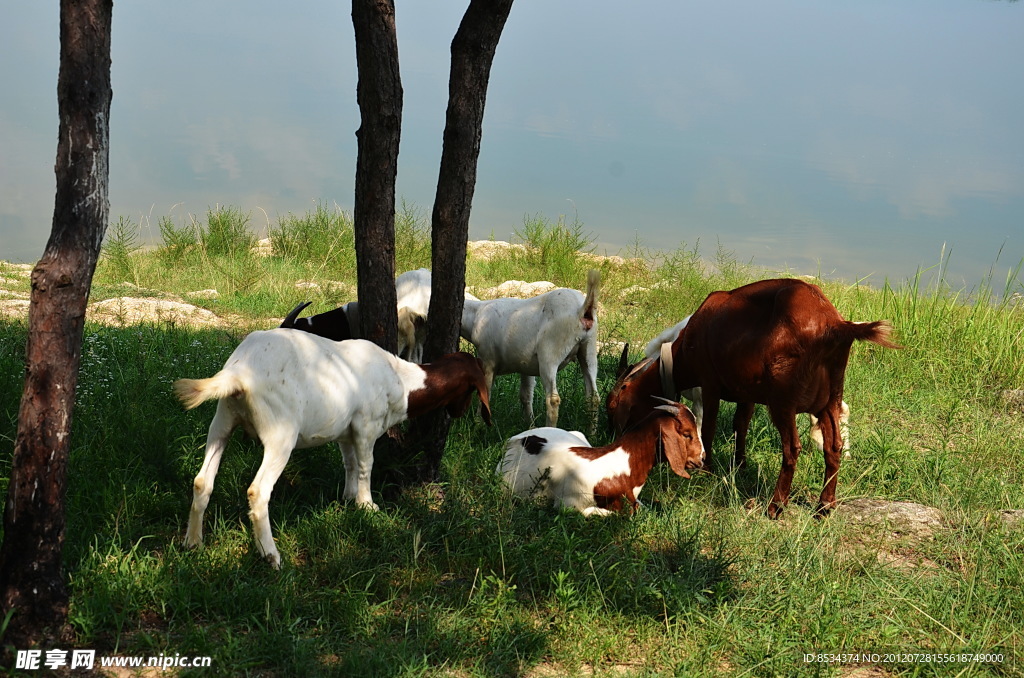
3, 321, 737, 676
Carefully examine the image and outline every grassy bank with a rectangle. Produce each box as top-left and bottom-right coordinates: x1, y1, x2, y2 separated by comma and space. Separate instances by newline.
1, 206, 1023, 676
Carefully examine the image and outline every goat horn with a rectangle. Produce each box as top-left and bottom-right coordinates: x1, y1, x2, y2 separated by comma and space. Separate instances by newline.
616, 342, 631, 378
281, 301, 312, 328
652, 395, 680, 415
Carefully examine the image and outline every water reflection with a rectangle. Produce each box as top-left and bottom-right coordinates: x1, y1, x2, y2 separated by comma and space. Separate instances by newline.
0, 0, 1021, 294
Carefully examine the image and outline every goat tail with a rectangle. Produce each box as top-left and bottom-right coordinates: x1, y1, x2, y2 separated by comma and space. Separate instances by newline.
844, 320, 903, 350
173, 373, 244, 410
579, 269, 601, 329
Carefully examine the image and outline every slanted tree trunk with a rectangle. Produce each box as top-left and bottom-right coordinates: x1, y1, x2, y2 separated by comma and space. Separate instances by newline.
409, 0, 515, 482
351, 0, 402, 352
0, 0, 113, 649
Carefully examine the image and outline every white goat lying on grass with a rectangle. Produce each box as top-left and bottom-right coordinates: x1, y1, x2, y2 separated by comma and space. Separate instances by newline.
498, 398, 703, 515
643, 315, 851, 456
460, 269, 601, 432
174, 329, 491, 569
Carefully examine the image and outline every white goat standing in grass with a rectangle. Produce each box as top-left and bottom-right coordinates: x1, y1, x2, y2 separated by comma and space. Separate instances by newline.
174, 329, 491, 569
460, 269, 601, 432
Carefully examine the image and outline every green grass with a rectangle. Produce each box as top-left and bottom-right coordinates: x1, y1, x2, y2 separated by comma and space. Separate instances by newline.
2, 206, 1024, 676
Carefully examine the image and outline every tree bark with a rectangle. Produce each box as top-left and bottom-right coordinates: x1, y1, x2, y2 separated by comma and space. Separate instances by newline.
0, 0, 113, 649
424, 0, 515, 363
351, 0, 402, 352
410, 0, 515, 482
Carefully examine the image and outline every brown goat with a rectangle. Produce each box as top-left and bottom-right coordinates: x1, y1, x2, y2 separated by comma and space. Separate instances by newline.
606, 278, 900, 518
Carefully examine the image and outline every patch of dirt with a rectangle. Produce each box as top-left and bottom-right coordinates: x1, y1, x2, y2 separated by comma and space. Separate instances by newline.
841, 665, 893, 678
523, 662, 644, 678
836, 498, 947, 572
252, 237, 273, 257
0, 262, 33, 277
98, 667, 183, 678
466, 240, 632, 268
1000, 389, 1024, 411
839, 498, 945, 541
87, 297, 224, 328
0, 263, 32, 319
0, 264, 254, 331
185, 289, 219, 300
998, 509, 1024, 529
473, 279, 558, 299
294, 279, 352, 295
467, 240, 529, 261
872, 548, 941, 571
0, 299, 31, 320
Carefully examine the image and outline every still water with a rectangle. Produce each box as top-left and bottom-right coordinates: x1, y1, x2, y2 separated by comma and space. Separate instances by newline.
2, 1, 1021, 291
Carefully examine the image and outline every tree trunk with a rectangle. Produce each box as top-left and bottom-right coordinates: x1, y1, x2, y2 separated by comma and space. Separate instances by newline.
410, 0, 515, 482
0, 0, 113, 649
351, 0, 402, 352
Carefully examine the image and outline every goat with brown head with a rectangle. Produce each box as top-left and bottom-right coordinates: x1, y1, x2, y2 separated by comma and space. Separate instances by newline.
499, 397, 702, 516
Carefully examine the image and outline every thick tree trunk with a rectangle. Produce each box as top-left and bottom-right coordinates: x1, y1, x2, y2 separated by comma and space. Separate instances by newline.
0, 0, 113, 649
410, 0, 515, 482
424, 0, 515, 363
351, 0, 402, 352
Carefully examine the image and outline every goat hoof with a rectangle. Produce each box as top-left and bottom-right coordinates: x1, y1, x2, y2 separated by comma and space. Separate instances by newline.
766, 503, 785, 520
814, 503, 835, 519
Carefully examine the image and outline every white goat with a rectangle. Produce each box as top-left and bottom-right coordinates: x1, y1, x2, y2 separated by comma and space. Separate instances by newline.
461, 269, 600, 431
394, 268, 432, 363
393, 268, 479, 363
498, 399, 704, 516
643, 315, 851, 456
174, 329, 491, 569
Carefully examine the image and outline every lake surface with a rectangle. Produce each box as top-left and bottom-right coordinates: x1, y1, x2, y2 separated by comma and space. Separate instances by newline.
2, 0, 1021, 292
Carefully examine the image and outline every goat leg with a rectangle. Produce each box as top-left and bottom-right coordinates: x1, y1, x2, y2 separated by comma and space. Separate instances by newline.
186, 406, 234, 549
246, 431, 295, 569
767, 410, 801, 519
732, 402, 755, 469
699, 388, 721, 472
815, 404, 845, 516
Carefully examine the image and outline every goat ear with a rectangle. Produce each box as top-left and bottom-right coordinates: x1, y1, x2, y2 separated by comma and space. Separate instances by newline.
616, 343, 631, 379
281, 301, 312, 328
474, 365, 493, 426
660, 423, 691, 479
446, 398, 468, 418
